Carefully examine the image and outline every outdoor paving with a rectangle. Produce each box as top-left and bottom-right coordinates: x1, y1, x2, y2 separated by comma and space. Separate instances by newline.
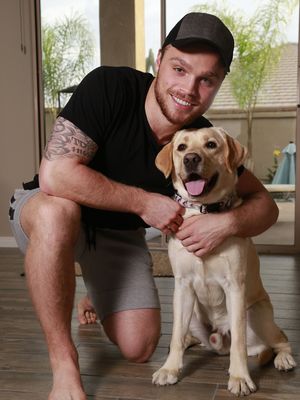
254, 201, 295, 245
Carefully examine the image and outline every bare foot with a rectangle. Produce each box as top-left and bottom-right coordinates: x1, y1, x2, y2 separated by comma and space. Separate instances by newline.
77, 295, 98, 325
49, 360, 86, 400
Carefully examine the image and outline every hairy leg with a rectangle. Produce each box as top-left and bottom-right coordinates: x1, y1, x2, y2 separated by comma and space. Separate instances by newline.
21, 192, 85, 400
102, 308, 161, 363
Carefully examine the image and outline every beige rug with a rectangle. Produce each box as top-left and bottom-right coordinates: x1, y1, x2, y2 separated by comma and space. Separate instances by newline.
150, 250, 173, 276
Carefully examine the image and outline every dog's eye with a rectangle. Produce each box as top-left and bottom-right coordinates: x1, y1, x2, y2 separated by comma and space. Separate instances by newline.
177, 144, 187, 151
206, 141, 217, 149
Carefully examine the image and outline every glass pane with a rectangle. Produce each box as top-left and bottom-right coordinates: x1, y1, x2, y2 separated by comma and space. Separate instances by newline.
144, 0, 161, 74
165, 0, 298, 247
40, 0, 100, 140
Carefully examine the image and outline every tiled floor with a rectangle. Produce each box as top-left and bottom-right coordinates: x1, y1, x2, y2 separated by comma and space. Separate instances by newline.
0, 249, 300, 399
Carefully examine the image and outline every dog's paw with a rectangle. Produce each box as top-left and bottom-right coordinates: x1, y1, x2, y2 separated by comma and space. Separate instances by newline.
228, 375, 257, 396
152, 368, 179, 386
274, 351, 297, 371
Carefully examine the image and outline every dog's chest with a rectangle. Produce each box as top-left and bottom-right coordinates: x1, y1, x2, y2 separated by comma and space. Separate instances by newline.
168, 237, 227, 308
196, 281, 226, 308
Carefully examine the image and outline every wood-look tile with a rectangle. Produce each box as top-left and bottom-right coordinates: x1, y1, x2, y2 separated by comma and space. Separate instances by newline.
1, 249, 299, 400
214, 386, 300, 399
82, 374, 218, 399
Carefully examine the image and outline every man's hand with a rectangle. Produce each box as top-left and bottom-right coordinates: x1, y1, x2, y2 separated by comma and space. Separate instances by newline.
139, 192, 185, 234
176, 213, 233, 257
176, 169, 279, 258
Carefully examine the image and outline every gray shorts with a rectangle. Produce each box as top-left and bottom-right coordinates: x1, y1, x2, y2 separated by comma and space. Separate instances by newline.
9, 188, 160, 321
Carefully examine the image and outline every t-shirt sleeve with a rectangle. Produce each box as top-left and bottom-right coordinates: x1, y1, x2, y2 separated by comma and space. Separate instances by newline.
59, 67, 120, 146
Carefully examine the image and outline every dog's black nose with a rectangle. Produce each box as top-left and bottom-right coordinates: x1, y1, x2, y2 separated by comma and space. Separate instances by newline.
183, 153, 202, 170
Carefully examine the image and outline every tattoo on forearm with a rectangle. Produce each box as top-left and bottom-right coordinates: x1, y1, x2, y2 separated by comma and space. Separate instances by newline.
44, 117, 98, 162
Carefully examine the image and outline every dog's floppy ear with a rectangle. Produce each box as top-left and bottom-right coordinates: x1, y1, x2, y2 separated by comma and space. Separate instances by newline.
217, 127, 248, 173
155, 142, 173, 178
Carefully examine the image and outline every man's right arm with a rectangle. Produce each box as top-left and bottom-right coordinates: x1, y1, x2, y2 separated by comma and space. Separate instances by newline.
39, 117, 184, 233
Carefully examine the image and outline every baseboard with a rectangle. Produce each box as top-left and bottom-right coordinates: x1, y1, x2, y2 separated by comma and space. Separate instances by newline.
0, 236, 17, 247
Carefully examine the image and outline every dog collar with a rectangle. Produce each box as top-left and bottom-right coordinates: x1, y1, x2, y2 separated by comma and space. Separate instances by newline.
174, 192, 235, 214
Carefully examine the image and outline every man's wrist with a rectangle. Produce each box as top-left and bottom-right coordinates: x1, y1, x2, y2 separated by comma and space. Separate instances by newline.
129, 187, 148, 216
224, 209, 239, 237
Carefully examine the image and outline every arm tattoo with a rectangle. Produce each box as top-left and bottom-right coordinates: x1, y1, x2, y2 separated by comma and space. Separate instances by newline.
44, 117, 98, 162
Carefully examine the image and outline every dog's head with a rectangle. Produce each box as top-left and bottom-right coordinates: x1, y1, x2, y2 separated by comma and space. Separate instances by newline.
155, 127, 247, 204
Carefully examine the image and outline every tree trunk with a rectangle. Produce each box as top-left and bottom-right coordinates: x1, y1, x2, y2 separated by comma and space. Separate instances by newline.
247, 108, 253, 157
245, 109, 255, 172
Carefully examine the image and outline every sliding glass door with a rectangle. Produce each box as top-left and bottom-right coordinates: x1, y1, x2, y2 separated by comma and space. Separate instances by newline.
146, 0, 300, 253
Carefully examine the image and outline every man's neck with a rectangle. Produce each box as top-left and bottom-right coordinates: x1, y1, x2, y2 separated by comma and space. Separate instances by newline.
145, 80, 181, 145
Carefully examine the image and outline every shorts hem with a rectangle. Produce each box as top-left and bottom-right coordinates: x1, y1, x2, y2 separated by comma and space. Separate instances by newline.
88, 287, 160, 322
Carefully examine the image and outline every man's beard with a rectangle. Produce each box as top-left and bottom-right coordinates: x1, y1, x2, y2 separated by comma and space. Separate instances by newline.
154, 76, 198, 126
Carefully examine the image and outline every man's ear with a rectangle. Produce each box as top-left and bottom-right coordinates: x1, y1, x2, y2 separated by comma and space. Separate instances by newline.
156, 49, 162, 71
216, 127, 248, 173
155, 142, 173, 178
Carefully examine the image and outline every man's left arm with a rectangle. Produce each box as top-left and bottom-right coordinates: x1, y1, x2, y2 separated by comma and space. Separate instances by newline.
176, 168, 279, 257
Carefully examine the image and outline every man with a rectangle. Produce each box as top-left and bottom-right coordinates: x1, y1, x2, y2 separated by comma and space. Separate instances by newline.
9, 12, 278, 400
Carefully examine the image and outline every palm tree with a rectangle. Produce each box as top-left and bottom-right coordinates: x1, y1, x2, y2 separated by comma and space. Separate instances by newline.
42, 13, 95, 110
193, 0, 298, 161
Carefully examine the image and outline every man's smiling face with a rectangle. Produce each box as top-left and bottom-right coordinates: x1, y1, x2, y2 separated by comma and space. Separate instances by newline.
154, 44, 225, 127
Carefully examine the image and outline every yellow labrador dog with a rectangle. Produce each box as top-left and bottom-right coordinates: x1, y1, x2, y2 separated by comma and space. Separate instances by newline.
152, 127, 296, 396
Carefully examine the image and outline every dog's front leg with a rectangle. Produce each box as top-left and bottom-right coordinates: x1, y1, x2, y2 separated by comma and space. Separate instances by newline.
152, 277, 195, 386
227, 282, 257, 396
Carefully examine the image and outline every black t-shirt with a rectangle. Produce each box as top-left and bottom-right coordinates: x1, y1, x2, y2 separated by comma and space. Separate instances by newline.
59, 66, 212, 229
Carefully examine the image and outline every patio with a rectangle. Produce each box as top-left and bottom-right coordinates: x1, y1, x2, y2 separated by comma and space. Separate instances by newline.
254, 200, 295, 246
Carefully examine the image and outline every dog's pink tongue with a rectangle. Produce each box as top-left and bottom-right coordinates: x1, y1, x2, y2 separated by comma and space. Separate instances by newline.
185, 179, 206, 196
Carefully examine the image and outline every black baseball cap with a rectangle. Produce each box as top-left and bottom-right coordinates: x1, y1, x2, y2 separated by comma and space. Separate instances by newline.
162, 12, 234, 72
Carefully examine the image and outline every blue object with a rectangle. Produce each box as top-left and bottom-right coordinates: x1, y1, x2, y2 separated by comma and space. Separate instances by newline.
272, 142, 296, 184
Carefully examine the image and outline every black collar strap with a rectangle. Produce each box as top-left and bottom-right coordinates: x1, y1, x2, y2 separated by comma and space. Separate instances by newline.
174, 192, 234, 214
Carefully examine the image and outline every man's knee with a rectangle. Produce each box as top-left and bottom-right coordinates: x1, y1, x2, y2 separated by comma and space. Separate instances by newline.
21, 192, 81, 243
119, 331, 160, 363
102, 309, 161, 363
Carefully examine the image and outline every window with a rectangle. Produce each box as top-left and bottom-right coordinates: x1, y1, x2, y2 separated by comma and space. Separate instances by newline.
147, 0, 299, 250
40, 0, 100, 138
